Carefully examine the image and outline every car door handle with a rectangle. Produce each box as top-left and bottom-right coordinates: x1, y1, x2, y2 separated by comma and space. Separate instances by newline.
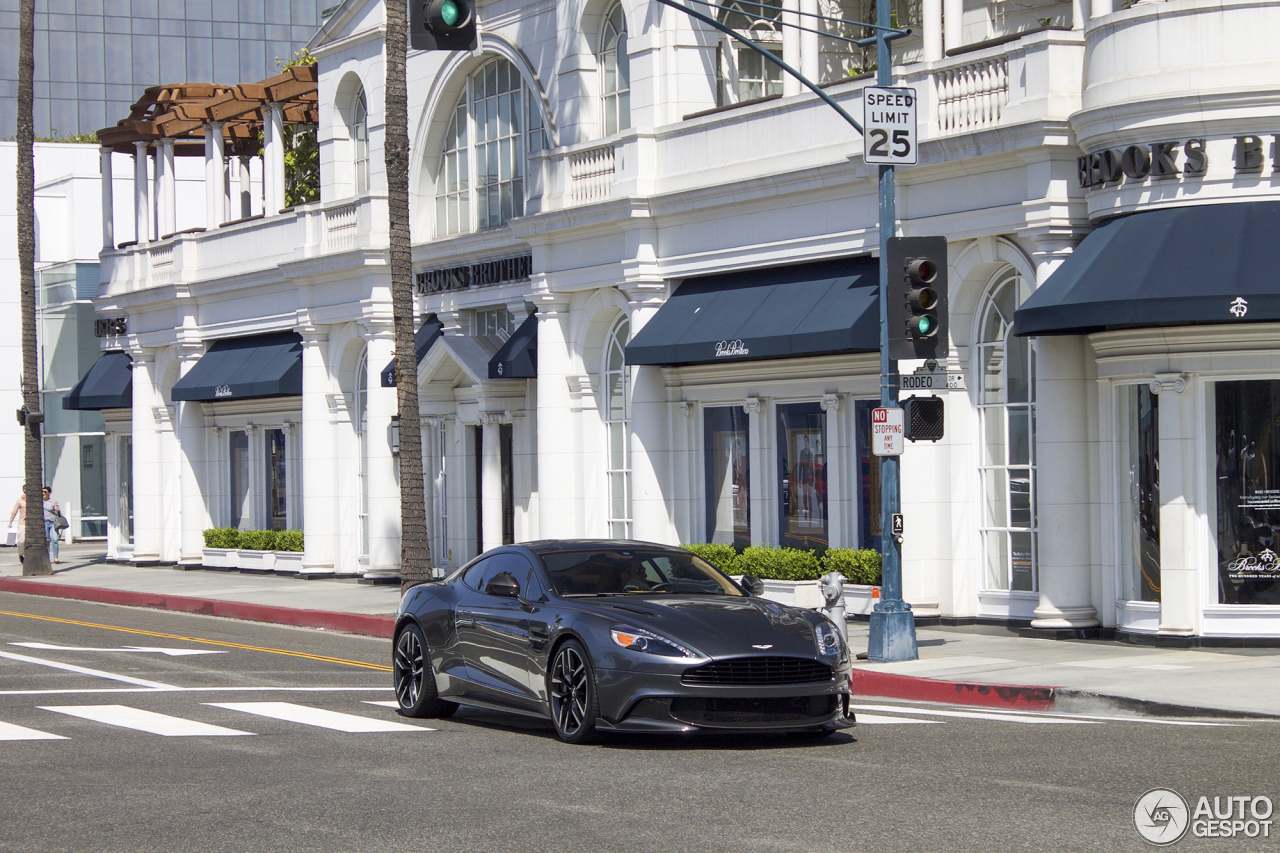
456, 611, 477, 628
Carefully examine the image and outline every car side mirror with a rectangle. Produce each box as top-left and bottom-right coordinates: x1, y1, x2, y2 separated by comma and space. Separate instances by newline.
485, 572, 521, 598
740, 575, 764, 596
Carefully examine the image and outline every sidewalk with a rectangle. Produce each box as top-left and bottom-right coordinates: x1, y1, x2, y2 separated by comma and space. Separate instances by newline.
2, 543, 1278, 719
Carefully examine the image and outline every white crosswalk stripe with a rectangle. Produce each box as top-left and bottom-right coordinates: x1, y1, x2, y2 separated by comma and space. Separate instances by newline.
854, 713, 943, 725
208, 702, 433, 732
0, 720, 67, 740
850, 703, 1102, 725
40, 705, 254, 736
850, 702, 1245, 727
362, 700, 400, 709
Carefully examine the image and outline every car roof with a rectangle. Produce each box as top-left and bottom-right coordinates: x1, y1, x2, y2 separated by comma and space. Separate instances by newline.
518, 539, 689, 555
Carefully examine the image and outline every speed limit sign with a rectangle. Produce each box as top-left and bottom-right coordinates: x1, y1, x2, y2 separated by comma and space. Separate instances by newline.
863, 86, 917, 165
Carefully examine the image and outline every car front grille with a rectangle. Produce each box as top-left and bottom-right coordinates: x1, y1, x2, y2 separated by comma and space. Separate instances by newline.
670, 695, 839, 725
680, 656, 833, 686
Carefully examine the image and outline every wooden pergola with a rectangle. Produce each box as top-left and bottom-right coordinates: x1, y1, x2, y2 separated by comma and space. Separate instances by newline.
97, 64, 319, 155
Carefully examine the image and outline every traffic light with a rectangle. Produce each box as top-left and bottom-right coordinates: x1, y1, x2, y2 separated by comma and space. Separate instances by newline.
885, 236, 948, 361
903, 395, 944, 442
410, 0, 478, 51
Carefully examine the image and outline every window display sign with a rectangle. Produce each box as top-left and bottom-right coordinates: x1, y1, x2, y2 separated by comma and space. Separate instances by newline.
1215, 380, 1280, 604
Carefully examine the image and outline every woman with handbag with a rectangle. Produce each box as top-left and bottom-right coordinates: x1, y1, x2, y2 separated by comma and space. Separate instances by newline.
42, 486, 62, 564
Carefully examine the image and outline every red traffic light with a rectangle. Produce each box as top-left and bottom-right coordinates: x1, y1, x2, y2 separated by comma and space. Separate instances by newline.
906, 258, 937, 284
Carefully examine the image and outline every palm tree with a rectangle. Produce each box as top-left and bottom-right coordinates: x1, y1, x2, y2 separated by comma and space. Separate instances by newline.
384, 0, 431, 590
16, 0, 50, 577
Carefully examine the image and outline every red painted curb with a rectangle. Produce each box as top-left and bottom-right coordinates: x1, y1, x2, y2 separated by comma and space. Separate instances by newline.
0, 577, 395, 638
850, 668, 1056, 711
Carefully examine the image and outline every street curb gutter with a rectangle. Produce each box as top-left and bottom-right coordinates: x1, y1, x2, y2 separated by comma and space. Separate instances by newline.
0, 578, 395, 639
850, 668, 1280, 720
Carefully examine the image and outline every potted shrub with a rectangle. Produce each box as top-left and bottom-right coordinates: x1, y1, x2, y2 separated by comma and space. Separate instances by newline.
272, 530, 305, 573
681, 543, 882, 613
236, 529, 279, 573
202, 527, 240, 569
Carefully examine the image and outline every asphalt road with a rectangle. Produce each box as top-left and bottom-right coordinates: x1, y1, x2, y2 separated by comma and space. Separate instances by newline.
0, 591, 1276, 853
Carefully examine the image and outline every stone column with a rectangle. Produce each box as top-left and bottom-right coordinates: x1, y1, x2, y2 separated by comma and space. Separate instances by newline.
264, 103, 286, 214
745, 396, 768, 546
1153, 373, 1198, 636
205, 121, 225, 229
1030, 333, 1099, 630
480, 413, 504, 552
363, 326, 401, 579
626, 284, 674, 544
821, 394, 844, 547
100, 146, 114, 250
799, 0, 819, 83
782, 0, 801, 97
133, 141, 150, 244
924, 0, 943, 61
943, 0, 964, 53
175, 344, 207, 564
237, 155, 253, 219
1072, 0, 1089, 30
300, 327, 336, 575
129, 349, 162, 563
1091, 0, 1111, 17
157, 138, 176, 238
536, 295, 575, 539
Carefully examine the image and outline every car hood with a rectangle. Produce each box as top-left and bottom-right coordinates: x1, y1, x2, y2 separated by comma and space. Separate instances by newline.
571, 595, 822, 659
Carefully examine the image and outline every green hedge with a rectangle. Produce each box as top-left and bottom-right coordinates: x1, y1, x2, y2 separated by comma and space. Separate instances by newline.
681, 543, 881, 585
202, 528, 304, 552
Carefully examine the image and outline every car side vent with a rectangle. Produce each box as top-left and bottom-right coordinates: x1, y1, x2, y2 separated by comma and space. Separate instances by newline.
681, 657, 833, 686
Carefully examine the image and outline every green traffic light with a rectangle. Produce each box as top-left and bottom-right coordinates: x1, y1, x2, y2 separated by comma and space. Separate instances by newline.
440, 0, 461, 26
912, 314, 937, 336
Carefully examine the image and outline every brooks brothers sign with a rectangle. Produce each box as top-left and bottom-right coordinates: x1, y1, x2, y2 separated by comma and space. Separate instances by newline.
1077, 135, 1277, 189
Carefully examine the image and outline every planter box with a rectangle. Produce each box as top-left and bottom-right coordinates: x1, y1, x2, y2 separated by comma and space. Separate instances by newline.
735, 576, 880, 615
273, 551, 304, 574
202, 547, 239, 569
237, 549, 274, 573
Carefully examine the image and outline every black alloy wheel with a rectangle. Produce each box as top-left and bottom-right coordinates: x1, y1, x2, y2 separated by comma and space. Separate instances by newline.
393, 623, 457, 719
547, 640, 600, 744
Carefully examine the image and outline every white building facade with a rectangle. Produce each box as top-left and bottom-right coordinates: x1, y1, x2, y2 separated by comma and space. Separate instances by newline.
80, 0, 1280, 638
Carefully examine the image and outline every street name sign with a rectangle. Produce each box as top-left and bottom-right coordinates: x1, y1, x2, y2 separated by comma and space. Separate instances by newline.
902, 366, 966, 391
871, 406, 905, 456
863, 86, 918, 166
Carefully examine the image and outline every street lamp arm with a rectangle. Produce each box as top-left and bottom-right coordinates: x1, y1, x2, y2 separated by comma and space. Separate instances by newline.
653, 0, 864, 135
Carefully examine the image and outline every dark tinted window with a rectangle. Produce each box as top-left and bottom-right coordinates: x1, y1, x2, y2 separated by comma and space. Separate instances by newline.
540, 549, 742, 597
460, 557, 491, 590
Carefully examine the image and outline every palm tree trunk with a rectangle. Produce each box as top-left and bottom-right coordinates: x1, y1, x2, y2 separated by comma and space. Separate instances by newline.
384, 0, 431, 591
17, 0, 50, 577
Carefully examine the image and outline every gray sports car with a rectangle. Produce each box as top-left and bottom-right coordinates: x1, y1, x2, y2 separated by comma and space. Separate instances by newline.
392, 540, 855, 743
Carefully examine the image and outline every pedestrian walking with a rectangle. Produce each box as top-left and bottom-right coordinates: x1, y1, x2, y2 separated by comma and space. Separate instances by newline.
41, 486, 61, 564
7, 489, 25, 548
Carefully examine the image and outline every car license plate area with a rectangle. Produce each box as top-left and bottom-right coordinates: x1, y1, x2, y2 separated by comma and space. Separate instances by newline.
669, 694, 838, 726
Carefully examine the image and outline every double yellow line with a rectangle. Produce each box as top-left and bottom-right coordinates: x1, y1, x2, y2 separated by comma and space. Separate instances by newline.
0, 609, 392, 672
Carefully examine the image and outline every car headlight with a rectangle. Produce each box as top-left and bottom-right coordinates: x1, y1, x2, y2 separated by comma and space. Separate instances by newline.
814, 619, 847, 660
610, 626, 697, 658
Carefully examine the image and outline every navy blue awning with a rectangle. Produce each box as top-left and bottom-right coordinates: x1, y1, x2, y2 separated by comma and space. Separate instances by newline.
171, 331, 303, 402
488, 313, 537, 379
1014, 201, 1280, 337
63, 351, 132, 410
625, 256, 881, 367
381, 315, 444, 387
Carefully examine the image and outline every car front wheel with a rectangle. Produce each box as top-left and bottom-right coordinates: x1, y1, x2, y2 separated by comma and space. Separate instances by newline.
393, 623, 457, 719
547, 640, 600, 744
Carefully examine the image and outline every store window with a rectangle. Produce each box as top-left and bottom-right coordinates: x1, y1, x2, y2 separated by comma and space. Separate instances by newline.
704, 406, 749, 548
356, 350, 370, 558
473, 306, 514, 337
229, 430, 250, 530
1118, 385, 1159, 602
1215, 380, 1280, 604
353, 89, 369, 195
80, 435, 107, 538
117, 434, 133, 545
600, 2, 630, 136
435, 57, 547, 237
717, 1, 784, 105
777, 402, 827, 550
976, 269, 1037, 592
604, 318, 631, 538
265, 428, 287, 530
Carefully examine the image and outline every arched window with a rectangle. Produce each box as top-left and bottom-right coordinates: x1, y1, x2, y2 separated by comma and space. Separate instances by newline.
353, 89, 369, 195
976, 268, 1036, 593
604, 317, 631, 538
354, 348, 370, 558
716, 1, 783, 105
435, 57, 547, 237
600, 3, 630, 136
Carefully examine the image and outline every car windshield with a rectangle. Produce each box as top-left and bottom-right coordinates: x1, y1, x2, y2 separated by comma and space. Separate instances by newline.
541, 549, 744, 597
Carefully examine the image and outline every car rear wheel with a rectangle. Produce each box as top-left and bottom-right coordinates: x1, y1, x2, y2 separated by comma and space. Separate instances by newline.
394, 623, 457, 719
548, 640, 600, 744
